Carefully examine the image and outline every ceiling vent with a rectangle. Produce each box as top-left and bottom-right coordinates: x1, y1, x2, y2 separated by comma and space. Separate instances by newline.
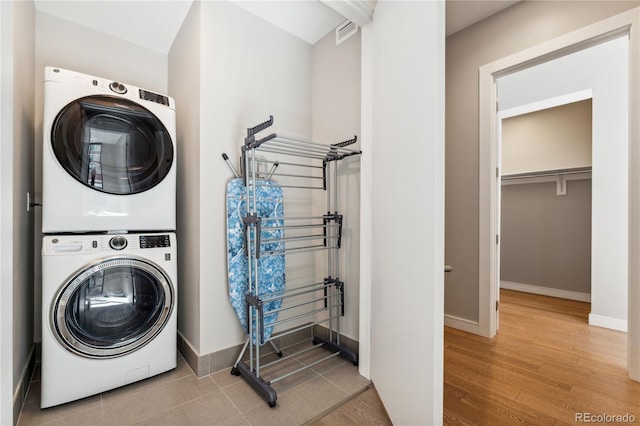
336, 20, 359, 45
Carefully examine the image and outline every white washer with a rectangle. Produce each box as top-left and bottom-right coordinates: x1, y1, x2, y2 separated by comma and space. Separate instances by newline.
41, 233, 177, 408
42, 67, 176, 233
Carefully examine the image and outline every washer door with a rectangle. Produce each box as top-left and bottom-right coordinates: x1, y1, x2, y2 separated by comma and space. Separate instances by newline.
51, 95, 173, 195
52, 257, 174, 359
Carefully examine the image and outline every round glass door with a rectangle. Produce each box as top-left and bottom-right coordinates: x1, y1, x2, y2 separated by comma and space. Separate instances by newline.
51, 95, 173, 195
52, 257, 174, 358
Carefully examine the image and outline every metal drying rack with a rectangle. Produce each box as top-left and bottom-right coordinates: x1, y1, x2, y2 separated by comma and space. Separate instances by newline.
223, 115, 361, 407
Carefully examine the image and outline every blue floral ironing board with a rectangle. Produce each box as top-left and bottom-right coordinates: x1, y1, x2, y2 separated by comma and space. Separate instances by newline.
226, 178, 285, 344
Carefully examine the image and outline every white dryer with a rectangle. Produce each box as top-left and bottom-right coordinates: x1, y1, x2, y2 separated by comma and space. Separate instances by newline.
41, 233, 177, 408
42, 67, 176, 233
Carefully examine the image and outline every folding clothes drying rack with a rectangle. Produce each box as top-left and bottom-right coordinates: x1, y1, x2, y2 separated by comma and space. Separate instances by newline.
223, 115, 361, 407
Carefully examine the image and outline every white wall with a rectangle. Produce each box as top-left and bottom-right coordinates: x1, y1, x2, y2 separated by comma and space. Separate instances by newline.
169, 1, 313, 356
498, 35, 629, 330
168, 1, 201, 355
1, 1, 35, 424
364, 1, 444, 423
36, 12, 167, 93
1, 5, 12, 423
311, 29, 361, 341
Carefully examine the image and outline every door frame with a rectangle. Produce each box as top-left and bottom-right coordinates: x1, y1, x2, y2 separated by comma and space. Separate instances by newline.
478, 8, 640, 380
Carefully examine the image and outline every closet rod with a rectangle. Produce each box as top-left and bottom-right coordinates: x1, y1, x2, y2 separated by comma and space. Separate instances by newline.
501, 166, 592, 181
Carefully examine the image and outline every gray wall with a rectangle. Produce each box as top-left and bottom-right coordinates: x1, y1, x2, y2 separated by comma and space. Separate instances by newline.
445, 0, 638, 322
501, 180, 592, 294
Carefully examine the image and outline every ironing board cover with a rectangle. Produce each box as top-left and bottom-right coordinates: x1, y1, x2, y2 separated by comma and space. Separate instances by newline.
226, 178, 285, 345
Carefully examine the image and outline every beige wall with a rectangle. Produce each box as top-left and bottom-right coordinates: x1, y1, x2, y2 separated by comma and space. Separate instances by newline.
445, 0, 638, 321
502, 99, 592, 174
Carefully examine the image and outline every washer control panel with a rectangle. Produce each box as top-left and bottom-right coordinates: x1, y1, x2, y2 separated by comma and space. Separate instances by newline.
43, 233, 174, 255
139, 234, 171, 249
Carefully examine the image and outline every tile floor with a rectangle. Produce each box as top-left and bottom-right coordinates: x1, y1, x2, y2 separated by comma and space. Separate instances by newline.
18, 339, 370, 425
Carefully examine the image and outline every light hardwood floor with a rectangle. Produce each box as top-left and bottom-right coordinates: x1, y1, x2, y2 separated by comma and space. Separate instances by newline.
444, 289, 640, 425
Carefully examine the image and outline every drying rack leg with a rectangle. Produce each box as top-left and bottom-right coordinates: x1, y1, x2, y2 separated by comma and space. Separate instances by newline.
312, 336, 359, 366
230, 337, 282, 377
269, 339, 283, 357
230, 338, 250, 376
230, 337, 280, 407
234, 362, 278, 408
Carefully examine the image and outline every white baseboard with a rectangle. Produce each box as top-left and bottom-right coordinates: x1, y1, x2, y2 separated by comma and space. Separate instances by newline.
444, 314, 479, 334
589, 313, 627, 332
500, 280, 591, 303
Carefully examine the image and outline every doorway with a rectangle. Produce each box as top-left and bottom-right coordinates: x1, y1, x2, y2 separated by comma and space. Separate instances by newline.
498, 98, 594, 319
478, 10, 640, 380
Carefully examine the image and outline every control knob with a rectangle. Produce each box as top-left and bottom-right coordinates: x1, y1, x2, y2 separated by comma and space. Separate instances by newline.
109, 236, 128, 250
109, 81, 127, 94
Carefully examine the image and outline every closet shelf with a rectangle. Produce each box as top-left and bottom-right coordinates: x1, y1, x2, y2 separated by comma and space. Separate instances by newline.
501, 166, 592, 181
501, 166, 591, 196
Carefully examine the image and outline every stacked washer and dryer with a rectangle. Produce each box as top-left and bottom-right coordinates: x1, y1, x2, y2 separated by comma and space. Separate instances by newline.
40, 67, 178, 408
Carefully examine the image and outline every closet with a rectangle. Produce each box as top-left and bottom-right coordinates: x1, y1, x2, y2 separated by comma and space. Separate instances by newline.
499, 99, 593, 302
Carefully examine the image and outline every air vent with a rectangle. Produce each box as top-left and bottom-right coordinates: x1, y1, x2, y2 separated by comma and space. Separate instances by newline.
336, 20, 359, 46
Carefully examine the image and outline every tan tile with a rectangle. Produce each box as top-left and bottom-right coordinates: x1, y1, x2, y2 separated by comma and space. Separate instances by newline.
42, 406, 107, 426
290, 343, 348, 375
17, 394, 102, 426
219, 379, 264, 412
310, 395, 392, 426
268, 357, 320, 395
134, 390, 241, 426
224, 413, 252, 425
210, 367, 243, 389
321, 363, 370, 395
23, 379, 41, 406
243, 376, 349, 425
102, 375, 218, 424
153, 356, 197, 384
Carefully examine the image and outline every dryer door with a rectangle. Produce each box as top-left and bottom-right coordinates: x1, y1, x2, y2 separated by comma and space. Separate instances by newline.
51, 95, 173, 195
51, 257, 174, 358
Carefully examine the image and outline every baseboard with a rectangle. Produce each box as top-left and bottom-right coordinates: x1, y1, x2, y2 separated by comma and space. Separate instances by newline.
500, 280, 591, 303
177, 331, 247, 377
444, 314, 480, 334
13, 345, 37, 426
589, 313, 627, 332
178, 325, 359, 377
